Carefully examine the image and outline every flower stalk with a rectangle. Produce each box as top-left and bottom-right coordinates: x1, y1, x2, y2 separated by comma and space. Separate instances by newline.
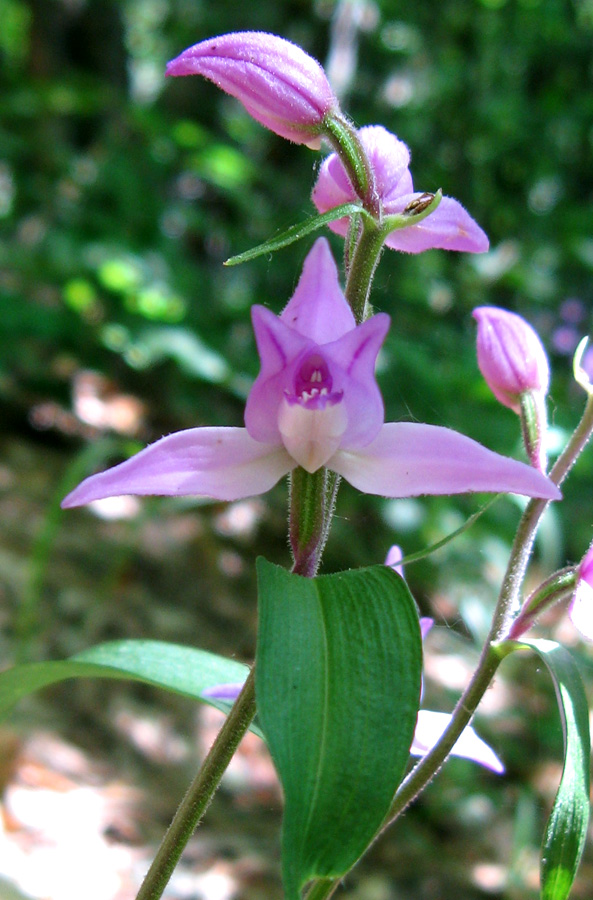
289, 466, 333, 576
322, 113, 380, 217
135, 668, 257, 900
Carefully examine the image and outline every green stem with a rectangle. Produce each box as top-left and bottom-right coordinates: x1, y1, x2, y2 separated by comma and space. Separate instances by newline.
549, 391, 593, 488
135, 668, 257, 900
322, 113, 380, 217
289, 467, 336, 577
344, 219, 388, 323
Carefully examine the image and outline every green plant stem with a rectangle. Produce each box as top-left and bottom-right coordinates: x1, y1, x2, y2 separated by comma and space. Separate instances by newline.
549, 392, 593, 488
323, 113, 380, 217
344, 220, 388, 323
305, 392, 593, 900
135, 667, 257, 900
289, 467, 339, 577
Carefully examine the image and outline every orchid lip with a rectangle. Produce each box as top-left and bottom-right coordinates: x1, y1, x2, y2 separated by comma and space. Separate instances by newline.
278, 391, 348, 473
284, 386, 344, 408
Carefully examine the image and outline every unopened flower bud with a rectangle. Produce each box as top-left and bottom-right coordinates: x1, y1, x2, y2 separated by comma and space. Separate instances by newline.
166, 31, 339, 148
509, 566, 577, 640
473, 306, 550, 470
473, 307, 549, 412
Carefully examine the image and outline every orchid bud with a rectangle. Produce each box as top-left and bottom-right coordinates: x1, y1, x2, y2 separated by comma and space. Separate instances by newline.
473, 306, 550, 470
166, 32, 339, 149
473, 307, 549, 411
568, 543, 593, 641
508, 566, 577, 640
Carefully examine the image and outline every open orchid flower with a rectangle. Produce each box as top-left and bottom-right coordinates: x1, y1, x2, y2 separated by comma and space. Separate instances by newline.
312, 125, 489, 254
62, 239, 559, 510
386, 548, 503, 773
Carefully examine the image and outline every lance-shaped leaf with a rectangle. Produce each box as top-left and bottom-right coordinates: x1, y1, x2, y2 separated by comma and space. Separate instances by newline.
224, 203, 363, 267
256, 559, 422, 900
0, 640, 262, 736
509, 639, 590, 900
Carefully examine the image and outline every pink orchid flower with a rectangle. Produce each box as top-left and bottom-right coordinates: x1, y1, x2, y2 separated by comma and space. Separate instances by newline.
62, 239, 559, 510
385, 550, 503, 773
312, 125, 488, 253
166, 32, 339, 149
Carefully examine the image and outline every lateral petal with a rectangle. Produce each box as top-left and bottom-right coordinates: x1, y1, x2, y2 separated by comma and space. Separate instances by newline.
330, 422, 561, 499
325, 313, 390, 447
61, 427, 293, 507
246, 306, 313, 442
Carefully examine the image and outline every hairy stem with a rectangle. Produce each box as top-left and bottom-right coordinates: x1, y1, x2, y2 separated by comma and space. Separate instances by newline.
135, 668, 257, 900
344, 220, 387, 322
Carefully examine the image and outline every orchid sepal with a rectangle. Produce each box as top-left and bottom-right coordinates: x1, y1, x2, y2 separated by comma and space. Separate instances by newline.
411, 711, 504, 774
61, 427, 293, 508
330, 422, 561, 501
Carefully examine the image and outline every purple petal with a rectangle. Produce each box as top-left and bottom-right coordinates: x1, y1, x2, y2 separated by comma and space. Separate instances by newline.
324, 313, 390, 447
384, 195, 489, 254
312, 125, 412, 218
166, 32, 338, 146
579, 543, 593, 587
419, 617, 434, 641
280, 238, 355, 342
412, 711, 504, 773
61, 427, 293, 507
330, 422, 561, 500
359, 125, 411, 198
246, 275, 389, 451
202, 682, 244, 701
311, 155, 352, 237
246, 306, 313, 443
385, 544, 404, 576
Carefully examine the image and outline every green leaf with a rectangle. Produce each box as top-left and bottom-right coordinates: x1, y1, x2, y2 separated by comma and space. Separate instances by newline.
256, 560, 422, 900
511, 639, 590, 900
224, 203, 364, 266
0, 640, 262, 736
